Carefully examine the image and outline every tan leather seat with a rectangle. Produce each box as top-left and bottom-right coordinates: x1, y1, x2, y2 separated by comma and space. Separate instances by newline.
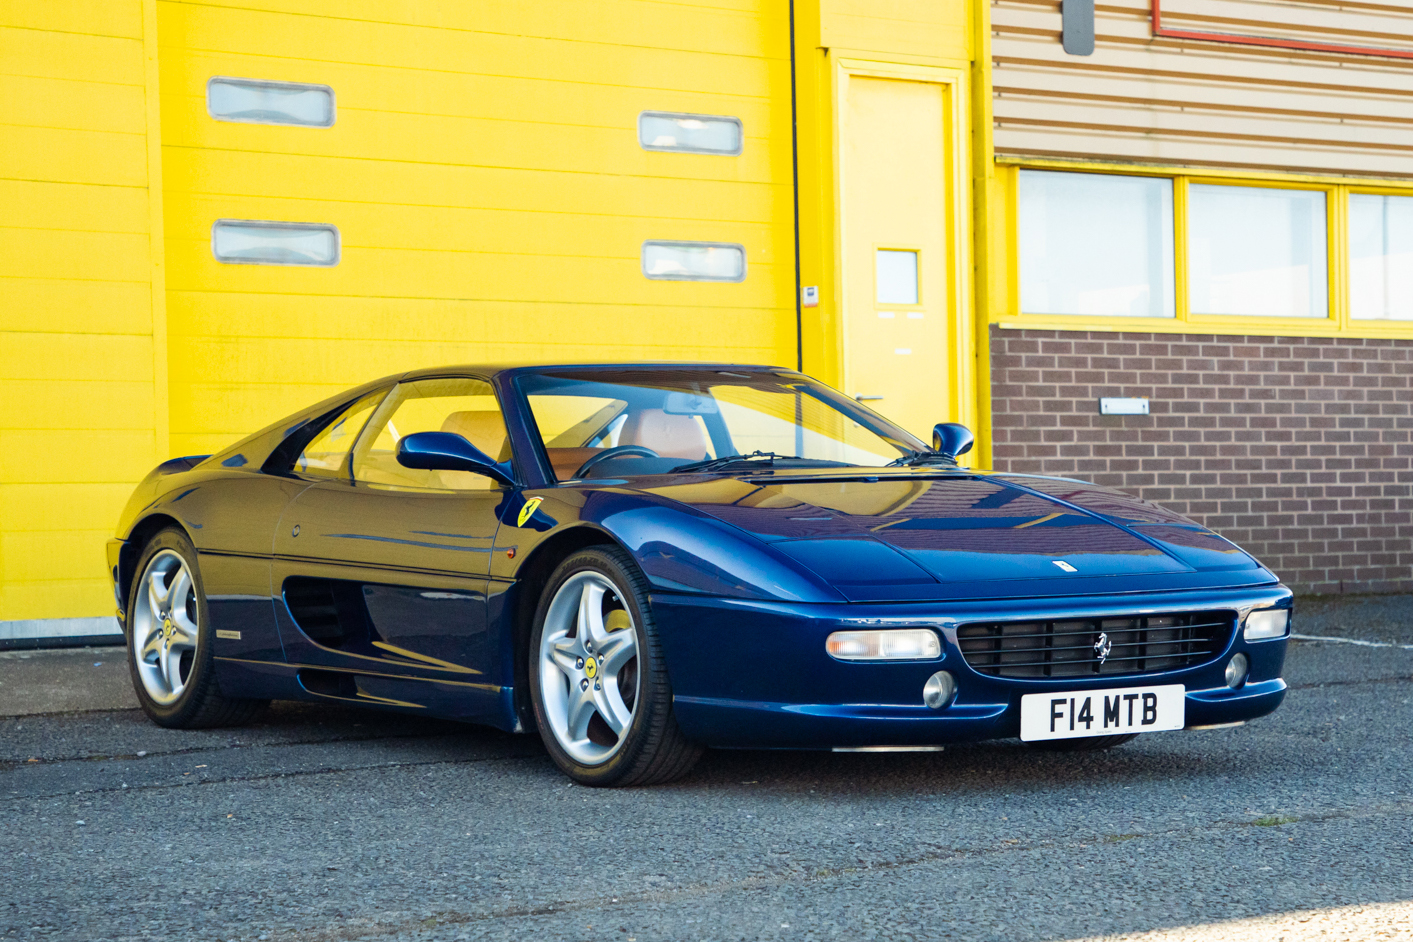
620, 409, 708, 460
440, 410, 511, 462
545, 446, 605, 480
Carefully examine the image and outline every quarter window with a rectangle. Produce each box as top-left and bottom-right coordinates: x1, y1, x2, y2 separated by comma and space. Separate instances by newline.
296, 392, 384, 478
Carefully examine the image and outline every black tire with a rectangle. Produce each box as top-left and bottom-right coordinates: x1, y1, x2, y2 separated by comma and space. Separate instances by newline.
125, 527, 267, 729
528, 546, 702, 786
1027, 734, 1138, 751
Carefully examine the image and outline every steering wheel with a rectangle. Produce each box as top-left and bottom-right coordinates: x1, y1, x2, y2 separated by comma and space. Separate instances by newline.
574, 445, 660, 478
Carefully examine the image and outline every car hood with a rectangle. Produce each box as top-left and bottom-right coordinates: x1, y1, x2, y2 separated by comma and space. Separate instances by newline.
634, 472, 1272, 601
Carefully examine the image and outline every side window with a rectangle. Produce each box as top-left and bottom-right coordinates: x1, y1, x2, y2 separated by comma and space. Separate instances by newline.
295, 392, 384, 478
351, 377, 509, 491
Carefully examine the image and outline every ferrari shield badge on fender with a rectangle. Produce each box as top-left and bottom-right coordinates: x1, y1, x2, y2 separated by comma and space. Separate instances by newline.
517, 496, 544, 528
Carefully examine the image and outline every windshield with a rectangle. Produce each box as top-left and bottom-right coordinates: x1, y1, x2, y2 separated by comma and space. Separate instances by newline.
516, 368, 927, 481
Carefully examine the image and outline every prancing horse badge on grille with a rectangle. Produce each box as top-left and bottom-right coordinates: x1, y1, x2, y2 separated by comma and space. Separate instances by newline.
1094, 632, 1112, 664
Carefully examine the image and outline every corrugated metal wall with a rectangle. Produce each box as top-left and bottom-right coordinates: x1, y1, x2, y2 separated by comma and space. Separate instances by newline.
991, 0, 1413, 176
157, 0, 797, 459
0, 1, 164, 632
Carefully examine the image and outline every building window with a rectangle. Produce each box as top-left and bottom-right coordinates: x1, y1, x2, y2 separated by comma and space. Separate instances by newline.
1019, 170, 1175, 317
1350, 193, 1413, 321
207, 77, 335, 128
638, 112, 743, 155
641, 241, 746, 282
876, 250, 919, 305
212, 220, 340, 266
1188, 184, 1326, 318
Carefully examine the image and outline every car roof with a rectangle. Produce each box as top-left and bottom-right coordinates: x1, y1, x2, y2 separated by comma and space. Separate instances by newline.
398, 362, 797, 381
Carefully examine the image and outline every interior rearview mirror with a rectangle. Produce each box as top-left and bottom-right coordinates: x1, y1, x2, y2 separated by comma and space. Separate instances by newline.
662, 391, 719, 415
396, 432, 515, 486
931, 423, 975, 461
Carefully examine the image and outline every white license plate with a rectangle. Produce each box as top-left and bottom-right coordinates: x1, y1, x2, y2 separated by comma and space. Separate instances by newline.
1020, 684, 1185, 742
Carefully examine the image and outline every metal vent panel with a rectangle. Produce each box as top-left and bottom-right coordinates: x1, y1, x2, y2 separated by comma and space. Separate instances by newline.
957, 611, 1233, 679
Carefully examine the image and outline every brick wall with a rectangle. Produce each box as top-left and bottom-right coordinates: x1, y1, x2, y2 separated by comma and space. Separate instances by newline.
988, 326, 1413, 594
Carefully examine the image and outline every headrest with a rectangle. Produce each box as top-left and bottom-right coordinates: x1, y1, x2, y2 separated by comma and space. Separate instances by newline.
620, 409, 708, 460
440, 410, 510, 463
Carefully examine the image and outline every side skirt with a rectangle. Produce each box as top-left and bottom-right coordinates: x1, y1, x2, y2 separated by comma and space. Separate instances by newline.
214, 657, 520, 730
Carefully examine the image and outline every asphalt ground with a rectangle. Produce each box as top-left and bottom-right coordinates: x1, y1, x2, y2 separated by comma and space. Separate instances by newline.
3, 598, 1412, 942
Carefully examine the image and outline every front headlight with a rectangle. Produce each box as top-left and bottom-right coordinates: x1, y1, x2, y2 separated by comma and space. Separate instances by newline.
1244, 608, 1289, 641
826, 628, 941, 661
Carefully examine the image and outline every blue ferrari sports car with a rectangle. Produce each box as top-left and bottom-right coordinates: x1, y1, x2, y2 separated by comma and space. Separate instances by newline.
108, 363, 1291, 785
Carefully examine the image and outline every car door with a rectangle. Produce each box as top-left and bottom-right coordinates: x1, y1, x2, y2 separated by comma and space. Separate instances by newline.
196, 390, 386, 665
270, 376, 512, 716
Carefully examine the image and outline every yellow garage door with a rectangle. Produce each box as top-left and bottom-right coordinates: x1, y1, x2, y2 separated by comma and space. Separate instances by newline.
156, 0, 796, 456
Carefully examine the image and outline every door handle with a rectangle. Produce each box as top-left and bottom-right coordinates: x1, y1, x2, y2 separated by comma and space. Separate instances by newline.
855, 395, 884, 401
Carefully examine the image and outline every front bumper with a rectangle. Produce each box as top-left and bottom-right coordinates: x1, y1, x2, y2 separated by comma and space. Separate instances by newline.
653, 585, 1290, 749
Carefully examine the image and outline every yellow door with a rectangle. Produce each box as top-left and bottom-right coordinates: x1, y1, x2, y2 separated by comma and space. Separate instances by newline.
841, 77, 950, 440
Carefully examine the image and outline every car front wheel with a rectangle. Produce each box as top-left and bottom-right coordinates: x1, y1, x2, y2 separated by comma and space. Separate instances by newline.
528, 546, 702, 786
126, 527, 266, 728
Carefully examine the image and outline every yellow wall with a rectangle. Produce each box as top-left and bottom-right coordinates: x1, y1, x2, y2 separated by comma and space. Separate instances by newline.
794, 0, 976, 445
157, 0, 798, 458
0, 0, 167, 625
796, 0, 974, 390
1, 0, 988, 627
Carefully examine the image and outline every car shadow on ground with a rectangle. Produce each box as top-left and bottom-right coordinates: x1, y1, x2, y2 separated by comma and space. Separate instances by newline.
674, 736, 1267, 796
232, 699, 1273, 798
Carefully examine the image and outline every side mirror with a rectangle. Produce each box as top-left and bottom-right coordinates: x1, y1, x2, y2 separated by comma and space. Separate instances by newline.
931, 423, 975, 461
396, 432, 515, 487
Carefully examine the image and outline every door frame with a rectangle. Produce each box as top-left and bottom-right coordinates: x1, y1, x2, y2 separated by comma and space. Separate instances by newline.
831, 58, 975, 457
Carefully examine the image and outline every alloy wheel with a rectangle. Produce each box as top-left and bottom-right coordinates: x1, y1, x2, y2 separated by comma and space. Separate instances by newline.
131, 549, 200, 705
536, 571, 640, 765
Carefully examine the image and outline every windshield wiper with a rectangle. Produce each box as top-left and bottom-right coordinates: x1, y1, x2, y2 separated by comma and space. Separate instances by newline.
885, 449, 959, 468
671, 451, 861, 474
670, 451, 795, 473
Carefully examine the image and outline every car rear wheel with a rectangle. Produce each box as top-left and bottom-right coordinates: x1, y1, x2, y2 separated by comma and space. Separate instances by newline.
126, 527, 266, 728
528, 546, 702, 786
1027, 733, 1138, 751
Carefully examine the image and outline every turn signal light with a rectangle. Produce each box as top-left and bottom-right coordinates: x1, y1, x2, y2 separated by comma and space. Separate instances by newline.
826, 629, 941, 661
1244, 609, 1289, 641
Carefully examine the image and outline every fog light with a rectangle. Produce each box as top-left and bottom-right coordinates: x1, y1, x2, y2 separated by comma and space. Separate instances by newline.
826, 628, 941, 661
923, 670, 956, 710
1225, 653, 1249, 689
1244, 609, 1289, 641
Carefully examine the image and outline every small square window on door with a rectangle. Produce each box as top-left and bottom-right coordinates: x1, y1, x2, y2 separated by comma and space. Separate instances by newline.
876, 250, 919, 305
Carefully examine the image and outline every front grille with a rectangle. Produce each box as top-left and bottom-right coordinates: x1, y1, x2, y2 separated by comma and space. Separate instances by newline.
956, 611, 1232, 679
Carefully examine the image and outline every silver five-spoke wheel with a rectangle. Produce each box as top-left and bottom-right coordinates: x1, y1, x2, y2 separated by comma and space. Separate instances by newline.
537, 571, 640, 765
131, 549, 200, 705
